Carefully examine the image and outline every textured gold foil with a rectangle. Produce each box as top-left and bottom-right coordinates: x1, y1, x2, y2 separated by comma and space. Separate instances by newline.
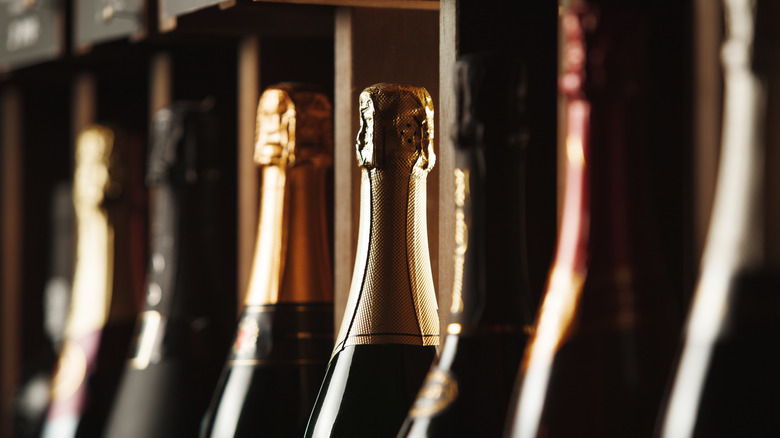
245, 84, 334, 305
334, 83, 439, 350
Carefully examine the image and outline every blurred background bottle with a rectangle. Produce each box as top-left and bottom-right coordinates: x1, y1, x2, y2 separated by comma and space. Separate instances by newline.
304, 83, 439, 438
398, 53, 535, 438
103, 102, 235, 437
13, 182, 74, 438
40, 125, 146, 438
657, 0, 780, 436
504, 1, 681, 436
199, 84, 334, 438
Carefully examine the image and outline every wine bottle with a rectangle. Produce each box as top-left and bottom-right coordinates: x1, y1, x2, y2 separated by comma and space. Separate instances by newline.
14, 182, 74, 438
656, 1, 778, 436
304, 83, 439, 438
41, 125, 144, 438
504, 2, 680, 437
103, 102, 235, 437
199, 83, 334, 438
398, 54, 534, 438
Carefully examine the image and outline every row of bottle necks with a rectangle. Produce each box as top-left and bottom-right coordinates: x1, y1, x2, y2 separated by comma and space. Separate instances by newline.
11, 3, 780, 437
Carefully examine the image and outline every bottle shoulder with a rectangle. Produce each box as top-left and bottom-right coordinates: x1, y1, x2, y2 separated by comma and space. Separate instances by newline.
305, 344, 435, 438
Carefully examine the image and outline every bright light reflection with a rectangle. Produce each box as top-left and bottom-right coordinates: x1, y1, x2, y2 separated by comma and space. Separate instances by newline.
660, 0, 763, 434
511, 100, 589, 438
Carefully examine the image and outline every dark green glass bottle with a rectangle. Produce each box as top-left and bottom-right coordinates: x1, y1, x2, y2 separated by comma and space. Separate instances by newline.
304, 83, 440, 438
102, 102, 235, 437
398, 53, 535, 438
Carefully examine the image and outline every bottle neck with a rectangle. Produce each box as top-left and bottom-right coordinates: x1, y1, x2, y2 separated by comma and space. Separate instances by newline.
334, 163, 439, 351
66, 202, 113, 340
575, 3, 671, 323
244, 161, 333, 305
448, 145, 534, 335
142, 184, 178, 315
66, 198, 136, 340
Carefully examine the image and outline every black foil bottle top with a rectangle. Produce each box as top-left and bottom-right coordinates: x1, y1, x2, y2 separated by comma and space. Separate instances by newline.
146, 99, 219, 186
451, 52, 534, 329
454, 52, 529, 153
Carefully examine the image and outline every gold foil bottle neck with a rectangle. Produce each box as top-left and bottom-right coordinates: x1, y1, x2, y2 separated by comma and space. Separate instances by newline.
255, 83, 333, 168
356, 83, 435, 172
245, 84, 334, 306
335, 83, 439, 351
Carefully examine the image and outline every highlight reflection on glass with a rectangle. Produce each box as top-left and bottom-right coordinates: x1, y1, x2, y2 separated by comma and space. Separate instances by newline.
511, 99, 589, 438
659, 0, 765, 436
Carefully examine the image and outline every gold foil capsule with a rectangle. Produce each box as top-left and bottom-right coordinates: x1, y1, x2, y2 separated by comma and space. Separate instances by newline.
356, 83, 435, 172
334, 82, 439, 350
254, 83, 333, 168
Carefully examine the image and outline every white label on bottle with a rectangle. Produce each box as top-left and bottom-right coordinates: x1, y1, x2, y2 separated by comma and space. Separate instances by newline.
6, 14, 40, 52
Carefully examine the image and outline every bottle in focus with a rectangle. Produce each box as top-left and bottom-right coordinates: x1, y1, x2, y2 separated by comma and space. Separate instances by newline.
304, 83, 439, 438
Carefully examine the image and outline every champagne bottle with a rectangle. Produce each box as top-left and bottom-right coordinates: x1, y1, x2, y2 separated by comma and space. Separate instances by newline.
14, 182, 74, 438
103, 102, 235, 437
41, 125, 144, 438
657, 1, 778, 436
199, 84, 334, 438
504, 2, 680, 436
304, 83, 439, 438
398, 54, 534, 438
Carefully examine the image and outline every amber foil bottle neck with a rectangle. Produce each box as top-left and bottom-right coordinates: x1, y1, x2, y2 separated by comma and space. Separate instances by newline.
244, 159, 332, 305
244, 84, 333, 306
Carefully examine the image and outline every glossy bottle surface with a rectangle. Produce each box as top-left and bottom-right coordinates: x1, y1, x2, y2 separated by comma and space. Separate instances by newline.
14, 183, 74, 438
103, 103, 235, 438
304, 83, 439, 438
657, 1, 779, 436
200, 83, 334, 438
505, 2, 680, 437
399, 54, 534, 438
41, 126, 144, 438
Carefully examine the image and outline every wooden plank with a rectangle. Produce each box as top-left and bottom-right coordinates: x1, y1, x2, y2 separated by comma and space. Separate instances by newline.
72, 0, 146, 53
149, 53, 173, 118
333, 6, 440, 332
333, 7, 354, 333
437, 0, 455, 331
72, 73, 97, 154
255, 0, 438, 10
1, 87, 23, 438
169, 4, 333, 41
755, 0, 780, 265
237, 36, 260, 305
693, 0, 723, 260
0, 0, 63, 73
